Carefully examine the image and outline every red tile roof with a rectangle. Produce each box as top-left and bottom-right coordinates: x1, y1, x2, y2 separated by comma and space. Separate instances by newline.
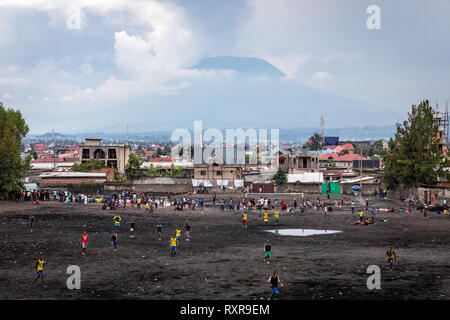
32, 157, 78, 163
336, 154, 370, 161
150, 157, 173, 163
319, 152, 339, 161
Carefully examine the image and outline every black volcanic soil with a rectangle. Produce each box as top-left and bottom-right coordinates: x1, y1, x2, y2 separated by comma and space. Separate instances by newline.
0, 197, 449, 300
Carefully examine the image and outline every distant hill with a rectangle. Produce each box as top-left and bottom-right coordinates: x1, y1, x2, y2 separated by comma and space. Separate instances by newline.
25, 125, 396, 145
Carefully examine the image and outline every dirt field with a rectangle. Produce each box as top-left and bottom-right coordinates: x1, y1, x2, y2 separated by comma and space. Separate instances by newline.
0, 197, 449, 300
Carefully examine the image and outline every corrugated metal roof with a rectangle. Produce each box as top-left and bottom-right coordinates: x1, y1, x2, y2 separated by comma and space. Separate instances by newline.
340, 176, 375, 184
288, 172, 323, 183
39, 172, 107, 178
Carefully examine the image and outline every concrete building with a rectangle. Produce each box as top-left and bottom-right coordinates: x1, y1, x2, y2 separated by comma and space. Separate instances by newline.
334, 154, 371, 169
79, 138, 130, 174
278, 151, 319, 173
193, 147, 244, 189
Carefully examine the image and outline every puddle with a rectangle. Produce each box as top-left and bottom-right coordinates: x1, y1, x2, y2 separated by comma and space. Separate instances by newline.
266, 229, 342, 237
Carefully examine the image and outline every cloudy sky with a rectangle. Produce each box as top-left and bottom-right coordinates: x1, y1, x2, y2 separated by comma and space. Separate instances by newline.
0, 0, 449, 134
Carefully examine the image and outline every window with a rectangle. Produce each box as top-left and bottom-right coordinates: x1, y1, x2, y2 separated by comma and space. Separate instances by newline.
93, 149, 106, 159
216, 171, 222, 176
82, 149, 90, 159
108, 149, 117, 159
200, 170, 206, 176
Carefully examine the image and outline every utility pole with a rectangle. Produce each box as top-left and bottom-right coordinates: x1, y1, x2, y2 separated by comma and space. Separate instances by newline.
360, 145, 363, 203
52, 129, 56, 170
320, 115, 325, 149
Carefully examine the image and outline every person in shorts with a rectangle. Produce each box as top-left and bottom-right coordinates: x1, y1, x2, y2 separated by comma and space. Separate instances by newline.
113, 215, 121, 232
29, 215, 35, 232
264, 240, 272, 264
176, 227, 181, 245
170, 235, 177, 257
264, 212, 269, 225
34, 257, 46, 284
81, 232, 88, 256
185, 222, 191, 241
111, 231, 118, 252
386, 247, 397, 271
157, 222, 162, 240
268, 271, 283, 300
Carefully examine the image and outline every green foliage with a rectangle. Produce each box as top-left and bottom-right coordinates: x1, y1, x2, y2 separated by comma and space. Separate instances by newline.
135, 145, 144, 157
72, 159, 106, 172
30, 149, 38, 160
0, 103, 30, 199
304, 133, 324, 151
382, 100, 447, 190
126, 153, 143, 177
144, 164, 163, 177
354, 140, 386, 158
168, 164, 183, 177
114, 170, 127, 182
154, 146, 170, 157
271, 167, 288, 185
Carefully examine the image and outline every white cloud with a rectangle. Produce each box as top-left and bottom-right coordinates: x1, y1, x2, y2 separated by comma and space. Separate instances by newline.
2, 93, 12, 99
312, 71, 333, 80
0, 76, 30, 86
0, 0, 206, 104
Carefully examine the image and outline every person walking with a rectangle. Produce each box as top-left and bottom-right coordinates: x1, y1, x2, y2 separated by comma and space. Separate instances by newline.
111, 231, 118, 252
33, 257, 46, 284
264, 240, 272, 264
185, 222, 191, 241
170, 235, 177, 257
267, 271, 283, 300
81, 232, 88, 256
157, 222, 163, 241
385, 247, 397, 271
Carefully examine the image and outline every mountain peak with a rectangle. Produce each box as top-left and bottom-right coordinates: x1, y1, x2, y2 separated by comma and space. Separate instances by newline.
193, 56, 285, 78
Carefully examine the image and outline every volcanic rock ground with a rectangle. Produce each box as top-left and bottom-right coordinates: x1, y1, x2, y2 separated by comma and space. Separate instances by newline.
0, 195, 449, 300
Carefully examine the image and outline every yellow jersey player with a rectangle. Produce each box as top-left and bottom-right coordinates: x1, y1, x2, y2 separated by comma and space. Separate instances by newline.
33, 257, 46, 284
386, 247, 397, 271
242, 212, 248, 228
176, 227, 181, 245
170, 235, 177, 257
113, 215, 122, 232
264, 212, 269, 225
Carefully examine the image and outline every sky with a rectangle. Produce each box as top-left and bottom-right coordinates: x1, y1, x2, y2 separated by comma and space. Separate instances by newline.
0, 0, 449, 134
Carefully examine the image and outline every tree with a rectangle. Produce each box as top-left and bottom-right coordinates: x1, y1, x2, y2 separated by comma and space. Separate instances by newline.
303, 133, 324, 150
144, 164, 162, 177
126, 153, 143, 177
0, 103, 31, 199
382, 100, 447, 190
271, 167, 288, 185
135, 145, 144, 157
72, 159, 106, 172
168, 164, 183, 177
30, 149, 38, 160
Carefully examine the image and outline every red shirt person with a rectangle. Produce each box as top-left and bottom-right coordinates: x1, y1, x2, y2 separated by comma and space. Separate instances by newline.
81, 232, 88, 255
